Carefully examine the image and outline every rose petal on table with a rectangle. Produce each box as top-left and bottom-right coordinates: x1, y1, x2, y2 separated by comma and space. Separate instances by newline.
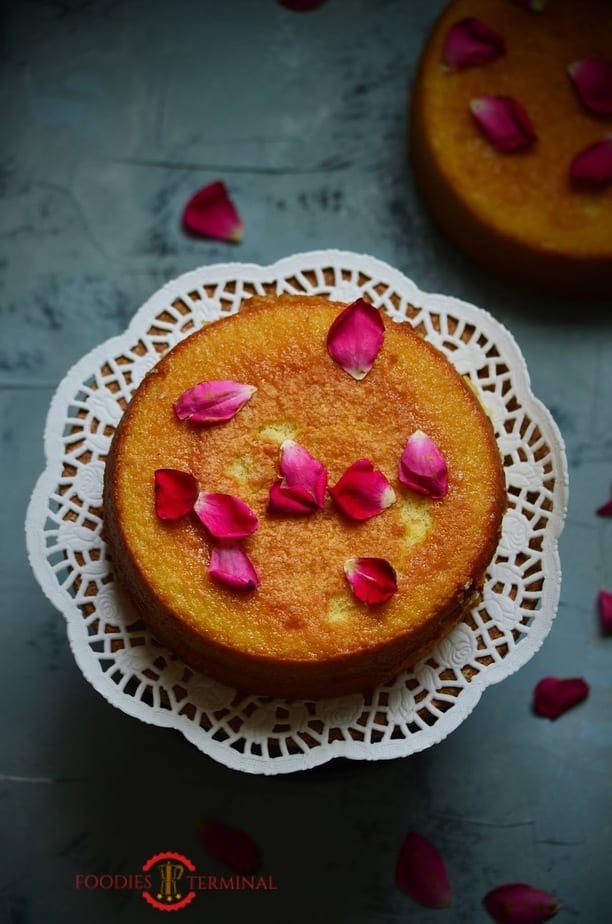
470, 96, 537, 152
330, 459, 396, 520
443, 18, 505, 71
344, 557, 397, 605
568, 59, 612, 115
570, 137, 612, 189
596, 495, 612, 516
395, 831, 452, 908
599, 589, 612, 633
208, 544, 260, 589
279, 440, 327, 508
154, 469, 198, 520
194, 492, 258, 539
511, 0, 548, 11
198, 820, 261, 873
174, 380, 256, 424
182, 181, 243, 241
533, 677, 589, 720
483, 882, 561, 923
399, 430, 448, 499
326, 298, 385, 380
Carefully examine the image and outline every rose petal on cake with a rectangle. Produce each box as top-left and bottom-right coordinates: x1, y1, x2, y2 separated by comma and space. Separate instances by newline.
533, 677, 589, 720
470, 96, 537, 152
154, 469, 199, 520
569, 137, 612, 189
174, 380, 256, 424
182, 181, 243, 242
279, 439, 327, 507
511, 0, 548, 11
568, 59, 612, 115
280, 0, 326, 9
208, 544, 260, 589
194, 492, 258, 539
399, 430, 448, 499
330, 459, 396, 520
198, 820, 260, 874
268, 481, 319, 516
326, 298, 385, 380
483, 883, 561, 923
443, 18, 505, 71
395, 832, 452, 908
344, 558, 398, 605
599, 589, 612, 633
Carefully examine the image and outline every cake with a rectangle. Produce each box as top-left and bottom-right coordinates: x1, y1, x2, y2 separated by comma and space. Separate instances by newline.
103, 294, 506, 699
411, 0, 612, 295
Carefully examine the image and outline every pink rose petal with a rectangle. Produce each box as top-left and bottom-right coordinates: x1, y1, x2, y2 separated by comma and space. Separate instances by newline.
174, 380, 256, 424
569, 59, 612, 116
182, 181, 243, 242
327, 298, 385, 380
533, 677, 589, 720
194, 492, 258, 539
329, 459, 396, 520
599, 589, 612, 633
268, 440, 327, 516
345, 557, 398, 605
154, 469, 198, 520
197, 820, 260, 874
511, 0, 548, 11
280, 0, 326, 9
570, 137, 612, 189
395, 832, 452, 908
470, 96, 537, 152
399, 430, 448, 499
208, 543, 260, 589
483, 883, 561, 923
443, 18, 505, 71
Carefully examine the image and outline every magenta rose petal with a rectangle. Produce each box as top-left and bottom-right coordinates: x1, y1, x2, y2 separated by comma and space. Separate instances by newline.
596, 488, 612, 516
208, 544, 260, 589
570, 137, 612, 189
470, 96, 537, 152
483, 883, 561, 923
599, 589, 612, 633
329, 459, 396, 520
182, 181, 243, 242
268, 481, 319, 516
194, 492, 258, 539
399, 430, 448, 499
568, 59, 612, 116
327, 298, 385, 380
279, 440, 327, 508
533, 677, 589, 720
198, 820, 260, 874
344, 558, 398, 605
511, 0, 548, 11
154, 469, 199, 520
395, 832, 452, 908
443, 18, 505, 71
174, 380, 256, 424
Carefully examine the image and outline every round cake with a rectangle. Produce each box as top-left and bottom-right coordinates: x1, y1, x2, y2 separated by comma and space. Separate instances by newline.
411, 0, 612, 295
103, 294, 505, 699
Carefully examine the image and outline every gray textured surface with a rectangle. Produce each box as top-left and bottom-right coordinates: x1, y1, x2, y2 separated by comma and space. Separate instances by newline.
2, 1, 612, 921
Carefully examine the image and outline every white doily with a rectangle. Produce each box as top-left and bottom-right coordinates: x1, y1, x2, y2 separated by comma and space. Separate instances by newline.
26, 251, 568, 775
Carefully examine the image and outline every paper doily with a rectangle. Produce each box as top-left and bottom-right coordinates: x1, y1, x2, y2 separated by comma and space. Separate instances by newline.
26, 250, 568, 775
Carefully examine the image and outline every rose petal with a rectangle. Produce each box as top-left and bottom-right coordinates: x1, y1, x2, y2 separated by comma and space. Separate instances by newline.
327, 298, 385, 380
280, 0, 326, 9
395, 832, 452, 908
154, 469, 198, 520
596, 495, 612, 516
483, 883, 561, 923
174, 380, 256, 424
208, 543, 260, 589
569, 137, 612, 189
599, 589, 612, 633
533, 677, 589, 720
268, 482, 319, 516
329, 459, 396, 520
399, 430, 448, 499
511, 0, 548, 11
443, 18, 505, 71
569, 59, 612, 116
470, 96, 537, 152
197, 820, 260, 874
182, 181, 243, 242
194, 492, 258, 539
345, 557, 398, 605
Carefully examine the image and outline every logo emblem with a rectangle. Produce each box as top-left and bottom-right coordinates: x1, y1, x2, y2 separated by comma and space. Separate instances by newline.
141, 852, 196, 911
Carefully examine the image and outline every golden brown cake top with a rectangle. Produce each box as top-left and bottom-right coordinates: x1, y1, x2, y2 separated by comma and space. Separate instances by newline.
107, 295, 505, 663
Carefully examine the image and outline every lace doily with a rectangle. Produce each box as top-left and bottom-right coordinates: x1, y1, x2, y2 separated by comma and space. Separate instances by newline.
26, 251, 568, 775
